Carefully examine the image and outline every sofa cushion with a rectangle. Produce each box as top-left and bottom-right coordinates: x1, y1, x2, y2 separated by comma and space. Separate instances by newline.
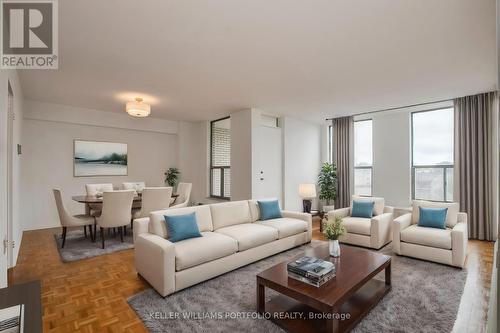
256, 218, 308, 239
210, 201, 252, 229
341, 216, 371, 236
351, 195, 384, 216
149, 205, 213, 238
164, 212, 202, 242
412, 200, 459, 228
258, 200, 282, 220
215, 223, 278, 251
400, 224, 452, 250
174, 232, 238, 271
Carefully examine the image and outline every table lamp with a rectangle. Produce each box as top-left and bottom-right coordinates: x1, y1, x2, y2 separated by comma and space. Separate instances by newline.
299, 184, 316, 213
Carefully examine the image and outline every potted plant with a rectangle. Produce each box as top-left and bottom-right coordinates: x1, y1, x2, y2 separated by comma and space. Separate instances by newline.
322, 215, 346, 257
317, 162, 337, 212
164, 167, 180, 190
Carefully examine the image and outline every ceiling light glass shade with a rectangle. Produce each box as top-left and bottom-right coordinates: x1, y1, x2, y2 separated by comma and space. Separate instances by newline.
126, 98, 151, 117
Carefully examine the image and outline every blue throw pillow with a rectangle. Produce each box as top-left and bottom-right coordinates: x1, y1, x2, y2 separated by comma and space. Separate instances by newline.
351, 200, 375, 218
258, 200, 282, 220
418, 207, 448, 229
164, 212, 202, 242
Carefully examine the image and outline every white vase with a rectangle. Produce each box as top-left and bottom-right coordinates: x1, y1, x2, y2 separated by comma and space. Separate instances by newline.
329, 239, 340, 257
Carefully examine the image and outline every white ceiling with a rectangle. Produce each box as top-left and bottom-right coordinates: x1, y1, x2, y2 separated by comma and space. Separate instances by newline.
19, 0, 497, 123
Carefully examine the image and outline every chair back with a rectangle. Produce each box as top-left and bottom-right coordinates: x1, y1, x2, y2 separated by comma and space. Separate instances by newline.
174, 183, 192, 207
85, 183, 113, 196
53, 189, 71, 227
139, 187, 173, 218
98, 190, 134, 228
123, 182, 146, 193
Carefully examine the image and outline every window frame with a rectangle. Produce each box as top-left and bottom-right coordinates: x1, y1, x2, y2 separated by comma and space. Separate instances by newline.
410, 108, 454, 202
327, 125, 333, 163
353, 119, 373, 196
209, 116, 231, 200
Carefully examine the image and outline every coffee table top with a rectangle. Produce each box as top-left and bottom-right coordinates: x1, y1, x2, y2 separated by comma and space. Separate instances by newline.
257, 243, 391, 309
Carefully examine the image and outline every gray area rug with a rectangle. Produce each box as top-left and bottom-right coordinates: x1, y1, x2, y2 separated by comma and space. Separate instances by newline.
54, 229, 134, 262
128, 241, 467, 333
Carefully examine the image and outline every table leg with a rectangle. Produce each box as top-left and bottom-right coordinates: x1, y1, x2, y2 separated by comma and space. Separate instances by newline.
385, 262, 391, 286
257, 280, 265, 314
326, 308, 339, 333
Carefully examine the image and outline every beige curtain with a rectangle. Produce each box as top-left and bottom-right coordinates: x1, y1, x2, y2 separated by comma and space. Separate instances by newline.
332, 116, 353, 208
455, 91, 498, 241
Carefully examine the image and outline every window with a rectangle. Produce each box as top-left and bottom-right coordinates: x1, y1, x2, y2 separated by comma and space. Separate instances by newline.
411, 108, 454, 202
354, 120, 373, 196
210, 117, 231, 199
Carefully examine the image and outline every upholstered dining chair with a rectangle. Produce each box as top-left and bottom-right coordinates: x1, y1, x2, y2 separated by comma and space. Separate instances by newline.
85, 183, 114, 217
123, 182, 145, 210
170, 182, 192, 208
96, 190, 134, 249
53, 189, 95, 248
132, 187, 173, 219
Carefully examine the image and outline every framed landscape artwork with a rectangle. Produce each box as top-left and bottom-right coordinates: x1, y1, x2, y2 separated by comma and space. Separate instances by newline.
74, 140, 128, 177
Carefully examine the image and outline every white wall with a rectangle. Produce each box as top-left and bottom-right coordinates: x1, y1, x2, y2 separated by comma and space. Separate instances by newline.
282, 117, 321, 211
0, 70, 23, 268
21, 101, 179, 230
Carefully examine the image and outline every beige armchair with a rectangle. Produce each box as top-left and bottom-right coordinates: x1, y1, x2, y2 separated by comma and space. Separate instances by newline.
96, 190, 134, 248
53, 189, 95, 248
85, 183, 113, 217
170, 182, 192, 208
393, 200, 467, 268
133, 187, 173, 219
328, 195, 394, 249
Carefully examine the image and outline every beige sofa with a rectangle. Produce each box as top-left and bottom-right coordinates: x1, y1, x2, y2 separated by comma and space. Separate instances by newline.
328, 195, 394, 249
133, 200, 312, 297
393, 200, 468, 268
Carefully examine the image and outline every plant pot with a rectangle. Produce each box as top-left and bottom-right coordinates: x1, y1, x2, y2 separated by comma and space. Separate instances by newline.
323, 205, 335, 213
329, 239, 340, 257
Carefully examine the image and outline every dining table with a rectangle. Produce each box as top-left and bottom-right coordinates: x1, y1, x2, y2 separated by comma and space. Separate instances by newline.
72, 193, 179, 214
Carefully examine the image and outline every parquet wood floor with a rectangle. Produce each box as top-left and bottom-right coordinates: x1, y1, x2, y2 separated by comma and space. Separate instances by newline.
8, 218, 494, 332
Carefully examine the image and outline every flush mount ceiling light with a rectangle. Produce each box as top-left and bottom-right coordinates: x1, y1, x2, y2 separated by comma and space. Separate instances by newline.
126, 97, 151, 117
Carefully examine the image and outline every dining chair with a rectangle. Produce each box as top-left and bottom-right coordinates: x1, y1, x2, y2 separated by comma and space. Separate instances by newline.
122, 182, 145, 210
96, 190, 134, 249
53, 189, 95, 248
132, 187, 173, 219
85, 183, 113, 217
170, 182, 192, 208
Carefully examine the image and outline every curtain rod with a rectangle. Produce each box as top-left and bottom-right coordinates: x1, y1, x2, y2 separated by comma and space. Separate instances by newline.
325, 90, 497, 121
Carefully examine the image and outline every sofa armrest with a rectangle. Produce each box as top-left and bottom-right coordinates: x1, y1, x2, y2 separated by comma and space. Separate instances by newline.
392, 213, 412, 254
370, 212, 393, 249
133, 217, 149, 243
282, 210, 312, 242
135, 233, 176, 297
383, 206, 394, 214
328, 207, 350, 220
452, 219, 468, 268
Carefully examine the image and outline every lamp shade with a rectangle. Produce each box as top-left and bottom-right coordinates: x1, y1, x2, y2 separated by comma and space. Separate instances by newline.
126, 97, 151, 117
299, 184, 316, 198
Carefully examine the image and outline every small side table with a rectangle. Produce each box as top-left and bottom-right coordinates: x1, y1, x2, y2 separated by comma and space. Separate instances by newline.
310, 210, 325, 232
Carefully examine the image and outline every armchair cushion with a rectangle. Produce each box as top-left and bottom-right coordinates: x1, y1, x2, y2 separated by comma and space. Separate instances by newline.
412, 200, 459, 228
351, 200, 375, 218
341, 217, 371, 236
351, 195, 385, 216
400, 225, 452, 250
417, 207, 448, 229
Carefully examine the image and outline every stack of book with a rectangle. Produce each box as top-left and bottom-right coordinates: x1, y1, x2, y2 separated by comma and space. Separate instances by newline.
287, 256, 335, 287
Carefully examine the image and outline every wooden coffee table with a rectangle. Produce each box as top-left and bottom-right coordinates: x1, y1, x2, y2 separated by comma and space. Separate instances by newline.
256, 244, 391, 333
